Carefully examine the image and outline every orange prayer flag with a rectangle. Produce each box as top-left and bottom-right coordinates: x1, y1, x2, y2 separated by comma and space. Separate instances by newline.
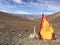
39, 14, 56, 40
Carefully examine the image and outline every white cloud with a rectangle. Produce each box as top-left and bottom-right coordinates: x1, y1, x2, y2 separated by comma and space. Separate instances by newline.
0, 9, 32, 14
0, 0, 60, 15
14, 11, 32, 14
12, 0, 22, 3
25, 0, 60, 13
0, 10, 7, 12
14, 11, 52, 14
37, 12, 53, 15
47, 4, 60, 12
12, 0, 49, 9
44, 12, 53, 15
24, 0, 48, 9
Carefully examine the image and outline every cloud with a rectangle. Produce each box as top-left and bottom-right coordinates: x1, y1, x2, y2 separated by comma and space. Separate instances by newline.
0, 9, 12, 14
0, 10, 8, 12
13, 11, 32, 14
47, 4, 60, 12
35, 11, 53, 15
0, 9, 53, 15
12, 0, 22, 3
44, 12, 54, 15
22, 0, 48, 9
0, 0, 60, 15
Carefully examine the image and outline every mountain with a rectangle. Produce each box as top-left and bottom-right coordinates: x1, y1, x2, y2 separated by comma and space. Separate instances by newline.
47, 12, 60, 23
14, 14, 41, 20
0, 11, 41, 21
0, 11, 39, 34
47, 12, 60, 35
0, 11, 33, 22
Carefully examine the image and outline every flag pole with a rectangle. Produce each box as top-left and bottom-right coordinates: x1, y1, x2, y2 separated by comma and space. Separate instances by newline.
42, 1, 49, 15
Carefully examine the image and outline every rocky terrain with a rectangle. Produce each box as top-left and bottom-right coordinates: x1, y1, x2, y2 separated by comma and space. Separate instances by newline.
0, 11, 60, 45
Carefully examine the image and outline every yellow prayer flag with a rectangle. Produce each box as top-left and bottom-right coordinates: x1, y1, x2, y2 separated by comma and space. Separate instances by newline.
39, 14, 55, 40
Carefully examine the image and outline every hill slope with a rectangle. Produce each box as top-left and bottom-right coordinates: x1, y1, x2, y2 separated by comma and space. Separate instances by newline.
47, 12, 60, 35
0, 11, 32, 22
47, 12, 60, 23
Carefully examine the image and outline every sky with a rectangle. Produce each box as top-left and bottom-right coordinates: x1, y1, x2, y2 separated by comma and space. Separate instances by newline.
0, 0, 60, 15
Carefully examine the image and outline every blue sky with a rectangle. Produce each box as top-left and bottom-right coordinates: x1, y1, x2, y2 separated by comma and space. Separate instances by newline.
0, 0, 60, 14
